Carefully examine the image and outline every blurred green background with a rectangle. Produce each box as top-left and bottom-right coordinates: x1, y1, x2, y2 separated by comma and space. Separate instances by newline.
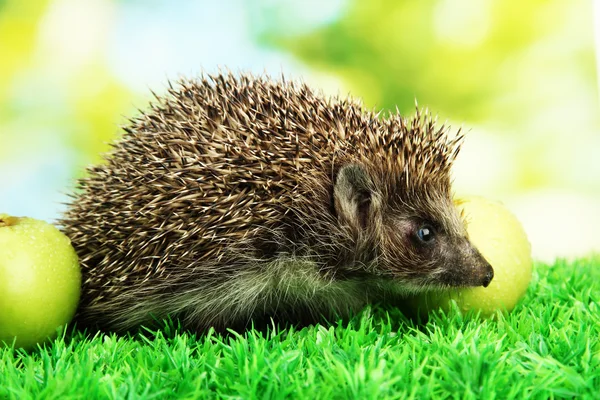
1, 0, 598, 261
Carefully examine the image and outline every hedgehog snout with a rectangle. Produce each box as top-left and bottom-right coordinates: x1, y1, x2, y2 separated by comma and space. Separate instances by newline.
468, 247, 494, 287
481, 264, 494, 287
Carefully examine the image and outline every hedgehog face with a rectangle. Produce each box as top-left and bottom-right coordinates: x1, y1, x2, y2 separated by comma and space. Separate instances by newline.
333, 163, 493, 291
380, 203, 494, 290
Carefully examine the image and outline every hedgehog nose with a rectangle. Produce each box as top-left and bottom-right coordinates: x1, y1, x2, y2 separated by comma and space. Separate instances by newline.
481, 267, 494, 288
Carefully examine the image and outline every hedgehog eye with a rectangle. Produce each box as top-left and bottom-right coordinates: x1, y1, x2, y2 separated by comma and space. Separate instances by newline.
416, 225, 435, 243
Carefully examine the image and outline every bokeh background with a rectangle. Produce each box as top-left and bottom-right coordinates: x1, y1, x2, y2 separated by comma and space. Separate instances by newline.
1, 0, 598, 261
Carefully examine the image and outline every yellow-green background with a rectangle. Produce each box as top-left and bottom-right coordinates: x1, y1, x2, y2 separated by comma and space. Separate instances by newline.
1, 0, 598, 261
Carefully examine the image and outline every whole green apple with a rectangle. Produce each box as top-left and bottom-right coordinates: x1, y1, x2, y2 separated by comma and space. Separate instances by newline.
0, 214, 81, 349
407, 196, 533, 317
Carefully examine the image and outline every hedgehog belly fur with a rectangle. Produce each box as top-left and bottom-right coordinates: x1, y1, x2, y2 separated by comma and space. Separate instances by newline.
95, 257, 369, 332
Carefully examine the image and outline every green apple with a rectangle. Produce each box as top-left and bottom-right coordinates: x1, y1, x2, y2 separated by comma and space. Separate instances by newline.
0, 214, 81, 349
407, 196, 533, 317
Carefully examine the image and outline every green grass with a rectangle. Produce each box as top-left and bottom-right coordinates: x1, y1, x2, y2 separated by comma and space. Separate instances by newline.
1, 258, 599, 400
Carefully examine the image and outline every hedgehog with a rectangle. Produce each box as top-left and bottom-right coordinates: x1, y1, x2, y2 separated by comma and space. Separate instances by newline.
60, 72, 494, 333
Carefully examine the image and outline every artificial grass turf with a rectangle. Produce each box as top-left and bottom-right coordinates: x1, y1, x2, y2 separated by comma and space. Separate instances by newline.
1, 258, 598, 399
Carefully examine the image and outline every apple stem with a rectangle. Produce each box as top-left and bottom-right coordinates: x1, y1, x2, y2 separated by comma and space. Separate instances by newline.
0, 216, 19, 227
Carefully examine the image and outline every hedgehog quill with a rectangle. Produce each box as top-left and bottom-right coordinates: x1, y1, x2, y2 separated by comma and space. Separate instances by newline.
60, 73, 493, 332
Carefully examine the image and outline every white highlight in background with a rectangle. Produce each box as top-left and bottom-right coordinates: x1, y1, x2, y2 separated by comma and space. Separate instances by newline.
594, 0, 600, 103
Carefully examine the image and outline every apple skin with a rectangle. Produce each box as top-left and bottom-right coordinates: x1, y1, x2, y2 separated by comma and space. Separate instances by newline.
407, 196, 533, 317
0, 214, 81, 349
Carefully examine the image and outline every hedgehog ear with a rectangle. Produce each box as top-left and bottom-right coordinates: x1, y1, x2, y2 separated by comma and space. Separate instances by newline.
334, 164, 377, 231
